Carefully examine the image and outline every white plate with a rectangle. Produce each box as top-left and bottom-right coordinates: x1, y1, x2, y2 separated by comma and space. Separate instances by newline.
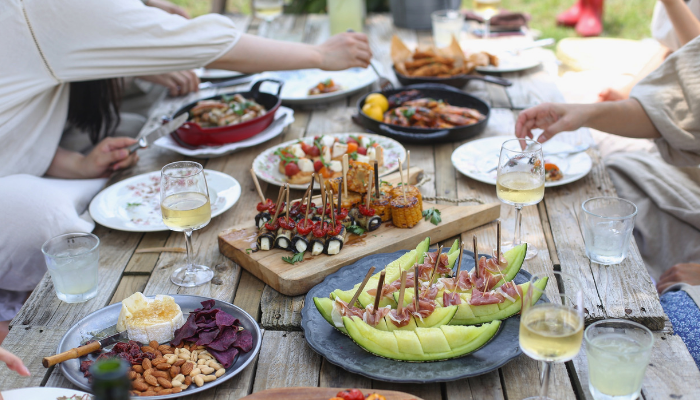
253, 133, 407, 190
0, 387, 92, 400
451, 136, 592, 187
195, 68, 250, 80
258, 65, 378, 105
89, 170, 241, 232
475, 53, 542, 73
154, 107, 294, 159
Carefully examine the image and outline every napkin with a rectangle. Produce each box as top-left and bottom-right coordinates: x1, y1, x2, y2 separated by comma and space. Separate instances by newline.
464, 10, 531, 31
154, 106, 294, 158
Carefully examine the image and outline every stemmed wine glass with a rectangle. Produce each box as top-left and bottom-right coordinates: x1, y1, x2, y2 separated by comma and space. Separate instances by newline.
160, 161, 213, 287
519, 271, 584, 400
473, 0, 501, 39
496, 138, 544, 260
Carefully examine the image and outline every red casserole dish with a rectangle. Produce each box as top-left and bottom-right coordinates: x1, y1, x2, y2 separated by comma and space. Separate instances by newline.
172, 79, 283, 147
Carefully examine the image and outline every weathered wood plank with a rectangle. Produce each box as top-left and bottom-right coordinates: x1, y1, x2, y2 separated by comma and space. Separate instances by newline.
433, 143, 458, 205
373, 381, 442, 400
445, 371, 504, 400
234, 270, 266, 321
109, 275, 150, 305
501, 355, 576, 400
260, 286, 304, 331
124, 231, 170, 274
252, 331, 322, 391
319, 359, 372, 389
0, 327, 64, 390
642, 330, 700, 399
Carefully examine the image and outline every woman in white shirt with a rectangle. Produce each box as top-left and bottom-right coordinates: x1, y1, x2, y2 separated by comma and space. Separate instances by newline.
0, 0, 371, 338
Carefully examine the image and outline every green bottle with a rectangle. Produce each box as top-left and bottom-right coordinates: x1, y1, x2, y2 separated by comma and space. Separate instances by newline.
89, 358, 131, 400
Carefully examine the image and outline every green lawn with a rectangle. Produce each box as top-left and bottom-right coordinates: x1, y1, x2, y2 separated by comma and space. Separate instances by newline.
171, 0, 657, 41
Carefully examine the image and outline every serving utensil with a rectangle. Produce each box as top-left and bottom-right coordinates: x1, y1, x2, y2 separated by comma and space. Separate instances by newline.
43, 330, 127, 368
127, 113, 188, 154
506, 38, 555, 56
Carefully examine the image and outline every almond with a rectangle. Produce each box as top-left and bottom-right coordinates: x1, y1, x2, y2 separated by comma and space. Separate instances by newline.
144, 374, 159, 387
156, 363, 170, 371
132, 381, 149, 392
142, 359, 152, 371
155, 350, 163, 358
152, 370, 169, 379
159, 389, 173, 395
128, 371, 138, 380
141, 346, 156, 354
140, 391, 157, 397
132, 365, 144, 373
149, 341, 160, 349
172, 387, 182, 394
152, 357, 167, 366
174, 359, 185, 367
184, 376, 192, 386
170, 366, 180, 378
158, 344, 172, 352
143, 368, 153, 378
157, 377, 173, 389
153, 386, 163, 392
181, 362, 193, 376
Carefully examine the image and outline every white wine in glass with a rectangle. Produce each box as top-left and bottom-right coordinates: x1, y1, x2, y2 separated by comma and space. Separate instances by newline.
473, 0, 501, 38
520, 271, 584, 400
496, 138, 545, 260
160, 161, 213, 287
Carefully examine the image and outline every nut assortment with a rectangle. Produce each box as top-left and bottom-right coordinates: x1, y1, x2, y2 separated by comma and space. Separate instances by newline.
128, 341, 226, 397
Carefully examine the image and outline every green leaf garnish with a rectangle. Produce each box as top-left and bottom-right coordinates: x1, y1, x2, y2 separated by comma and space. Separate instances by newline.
126, 202, 142, 207
274, 149, 298, 165
401, 107, 416, 118
347, 225, 367, 235
422, 208, 442, 225
282, 252, 305, 265
245, 248, 253, 254
349, 152, 358, 160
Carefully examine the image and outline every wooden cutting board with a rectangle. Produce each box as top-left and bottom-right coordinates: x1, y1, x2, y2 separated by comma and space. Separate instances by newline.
240, 387, 424, 400
218, 168, 500, 296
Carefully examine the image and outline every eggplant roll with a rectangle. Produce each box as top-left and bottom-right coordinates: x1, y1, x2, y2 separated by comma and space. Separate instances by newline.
256, 227, 275, 251
255, 212, 271, 229
325, 226, 347, 255
340, 215, 356, 228
291, 232, 312, 254
274, 228, 293, 250
310, 236, 326, 256
349, 208, 382, 232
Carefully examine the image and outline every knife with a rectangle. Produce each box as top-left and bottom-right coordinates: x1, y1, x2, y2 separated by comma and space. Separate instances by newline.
127, 113, 189, 154
198, 74, 255, 90
42, 330, 128, 368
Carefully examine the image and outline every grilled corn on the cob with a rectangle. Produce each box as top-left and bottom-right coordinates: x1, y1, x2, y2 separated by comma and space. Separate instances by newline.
391, 184, 422, 211
390, 195, 422, 228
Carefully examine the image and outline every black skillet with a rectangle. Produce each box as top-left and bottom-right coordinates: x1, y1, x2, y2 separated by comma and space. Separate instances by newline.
355, 84, 490, 144
393, 66, 512, 88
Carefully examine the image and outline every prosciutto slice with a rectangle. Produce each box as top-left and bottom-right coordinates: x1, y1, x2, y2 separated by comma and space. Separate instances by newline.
363, 304, 392, 327
469, 288, 505, 305
366, 273, 416, 298
443, 291, 462, 306
500, 281, 523, 299
420, 285, 439, 301
333, 298, 364, 318
472, 257, 505, 292
388, 307, 412, 327
406, 298, 437, 319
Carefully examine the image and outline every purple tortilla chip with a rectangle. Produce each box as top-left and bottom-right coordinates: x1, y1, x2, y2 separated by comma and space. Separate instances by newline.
195, 329, 220, 346
215, 310, 238, 329
195, 299, 216, 311
171, 314, 198, 346
233, 329, 253, 353
207, 347, 239, 369
207, 325, 239, 352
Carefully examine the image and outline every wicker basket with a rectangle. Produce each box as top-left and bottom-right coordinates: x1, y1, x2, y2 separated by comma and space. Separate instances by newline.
389, 0, 462, 30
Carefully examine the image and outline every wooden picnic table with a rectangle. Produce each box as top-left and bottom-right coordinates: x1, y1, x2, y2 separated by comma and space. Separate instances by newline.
1, 13, 699, 400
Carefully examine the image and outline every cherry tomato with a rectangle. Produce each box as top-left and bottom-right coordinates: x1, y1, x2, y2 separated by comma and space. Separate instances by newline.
256, 199, 273, 212
365, 394, 387, 400
358, 204, 375, 217
264, 219, 280, 231
296, 219, 314, 235
357, 147, 367, 156
306, 145, 320, 157
300, 142, 314, 155
346, 142, 358, 154
285, 162, 301, 177
346, 137, 358, 146
278, 216, 296, 230
314, 160, 324, 172
336, 207, 349, 220
319, 166, 333, 179
335, 389, 364, 400
329, 222, 343, 236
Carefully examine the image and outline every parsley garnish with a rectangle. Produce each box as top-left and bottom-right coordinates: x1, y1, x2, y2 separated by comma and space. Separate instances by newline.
349, 152, 358, 160
282, 252, 304, 265
401, 107, 416, 118
380, 180, 390, 186
347, 225, 367, 235
220, 94, 233, 102
245, 248, 253, 254
350, 135, 362, 144
274, 149, 298, 165
422, 208, 442, 225
323, 78, 333, 86
126, 202, 142, 207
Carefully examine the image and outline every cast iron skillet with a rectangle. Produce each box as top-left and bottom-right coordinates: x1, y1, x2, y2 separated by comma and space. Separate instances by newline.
172, 79, 283, 147
356, 84, 491, 144
393, 66, 512, 88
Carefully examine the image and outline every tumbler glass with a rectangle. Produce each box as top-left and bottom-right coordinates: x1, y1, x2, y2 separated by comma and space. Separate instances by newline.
42, 232, 100, 303
580, 197, 637, 265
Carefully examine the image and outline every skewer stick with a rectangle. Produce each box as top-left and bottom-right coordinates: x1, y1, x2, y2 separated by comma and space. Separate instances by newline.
372, 270, 386, 315
270, 186, 285, 224
342, 154, 349, 198
337, 177, 343, 213
374, 161, 380, 199
304, 175, 315, 222
453, 242, 465, 278
348, 266, 376, 308
396, 270, 408, 315
319, 179, 326, 224
365, 173, 373, 209
329, 188, 336, 227
250, 169, 265, 203
473, 235, 479, 279
398, 159, 407, 203
497, 219, 502, 265
407, 150, 411, 184
414, 258, 420, 314
429, 245, 443, 284
285, 184, 290, 221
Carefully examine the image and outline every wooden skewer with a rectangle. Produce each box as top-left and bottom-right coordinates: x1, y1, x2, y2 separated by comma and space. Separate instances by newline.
342, 154, 349, 198
374, 161, 380, 199
372, 270, 386, 315
319, 179, 326, 224
250, 169, 265, 203
329, 187, 336, 226
304, 175, 315, 222
398, 159, 407, 203
285, 184, 290, 221
135, 247, 185, 254
348, 266, 376, 308
497, 219, 502, 266
365, 173, 372, 209
414, 259, 420, 313
270, 186, 285, 224
407, 150, 411, 184
396, 270, 408, 315
453, 242, 465, 278
429, 245, 443, 284
473, 235, 479, 279
337, 177, 343, 213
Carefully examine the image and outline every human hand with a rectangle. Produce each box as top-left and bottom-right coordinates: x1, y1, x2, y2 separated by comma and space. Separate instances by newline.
515, 103, 589, 145
0, 347, 30, 376
81, 137, 140, 178
657, 263, 700, 293
145, 0, 190, 18
139, 71, 200, 97
597, 87, 629, 102
316, 32, 372, 70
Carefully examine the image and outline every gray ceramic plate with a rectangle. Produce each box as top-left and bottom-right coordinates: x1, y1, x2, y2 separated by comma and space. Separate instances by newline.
301, 250, 546, 383
57, 295, 262, 399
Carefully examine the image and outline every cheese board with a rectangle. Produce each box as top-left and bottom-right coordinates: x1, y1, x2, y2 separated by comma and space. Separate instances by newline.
240, 387, 423, 400
218, 168, 500, 296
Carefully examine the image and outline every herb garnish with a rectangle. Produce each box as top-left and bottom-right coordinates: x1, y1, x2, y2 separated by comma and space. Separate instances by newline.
126, 202, 142, 207
422, 208, 442, 225
274, 149, 298, 165
401, 107, 416, 118
245, 248, 253, 254
347, 225, 367, 235
282, 252, 305, 265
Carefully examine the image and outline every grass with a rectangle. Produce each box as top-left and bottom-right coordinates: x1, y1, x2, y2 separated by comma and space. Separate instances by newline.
171, 0, 657, 41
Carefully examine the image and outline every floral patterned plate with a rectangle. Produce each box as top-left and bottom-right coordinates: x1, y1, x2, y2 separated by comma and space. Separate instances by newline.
253, 133, 407, 190
89, 170, 241, 232
451, 136, 592, 187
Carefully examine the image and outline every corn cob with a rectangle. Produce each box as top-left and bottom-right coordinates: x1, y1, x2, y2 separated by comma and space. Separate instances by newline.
391, 184, 422, 211
371, 182, 393, 222
390, 195, 422, 228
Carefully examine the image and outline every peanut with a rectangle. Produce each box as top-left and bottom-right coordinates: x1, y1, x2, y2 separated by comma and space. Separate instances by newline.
203, 375, 216, 382
144, 374, 158, 387
173, 374, 185, 383
178, 354, 190, 361
194, 374, 204, 387
200, 366, 214, 375
142, 359, 152, 370
190, 350, 199, 362
170, 365, 180, 378
174, 348, 180, 355
132, 381, 149, 392
132, 365, 144, 373
171, 380, 183, 388
157, 377, 172, 389
189, 367, 201, 377
196, 345, 205, 350
215, 368, 225, 378
207, 361, 223, 370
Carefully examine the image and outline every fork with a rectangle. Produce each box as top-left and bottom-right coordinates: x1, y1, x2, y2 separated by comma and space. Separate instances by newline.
369, 60, 394, 92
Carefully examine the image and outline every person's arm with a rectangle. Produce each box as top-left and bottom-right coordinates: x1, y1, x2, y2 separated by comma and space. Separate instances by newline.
660, 0, 700, 46
46, 138, 140, 179
597, 45, 671, 102
0, 348, 30, 377
515, 100, 661, 144
657, 263, 700, 293
144, 0, 190, 18
207, 32, 372, 73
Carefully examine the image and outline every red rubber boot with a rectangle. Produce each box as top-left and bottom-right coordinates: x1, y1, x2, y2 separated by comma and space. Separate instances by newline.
576, 0, 604, 37
556, 0, 584, 27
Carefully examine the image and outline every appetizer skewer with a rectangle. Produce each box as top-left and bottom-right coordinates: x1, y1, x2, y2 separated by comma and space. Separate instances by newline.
292, 176, 316, 254
252, 169, 275, 229
310, 185, 328, 256
274, 185, 294, 250
257, 186, 286, 251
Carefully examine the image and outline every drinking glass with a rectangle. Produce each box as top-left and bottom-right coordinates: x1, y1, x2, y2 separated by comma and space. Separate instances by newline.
328, 0, 364, 35
580, 197, 637, 265
473, 0, 501, 38
520, 271, 584, 400
253, 0, 284, 21
42, 233, 100, 303
431, 9, 464, 48
160, 161, 213, 287
585, 319, 653, 400
496, 138, 545, 260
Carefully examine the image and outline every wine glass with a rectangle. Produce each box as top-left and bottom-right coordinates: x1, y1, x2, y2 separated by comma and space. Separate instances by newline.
519, 271, 584, 400
496, 138, 544, 260
473, 0, 501, 39
160, 161, 213, 287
